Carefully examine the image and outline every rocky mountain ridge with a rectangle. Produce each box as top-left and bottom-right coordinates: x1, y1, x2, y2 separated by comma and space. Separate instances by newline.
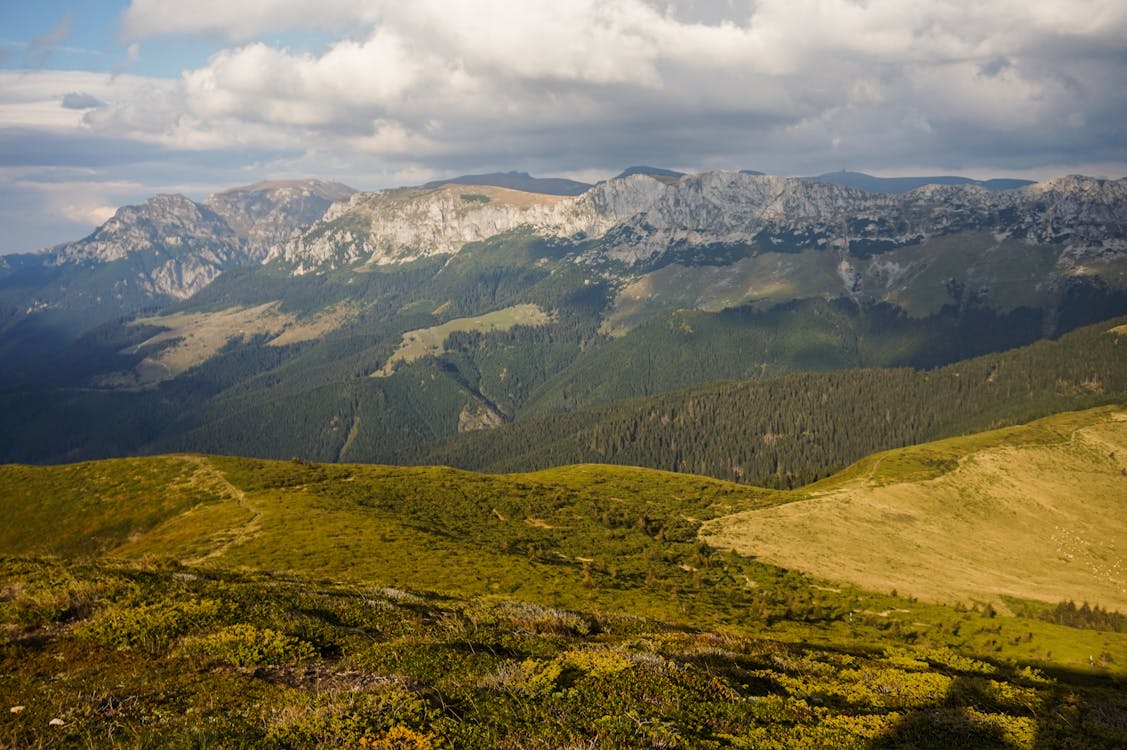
23, 171, 1127, 282
3, 170, 1125, 349
275, 171, 1127, 273
588, 172, 1127, 266
4, 179, 353, 307
203, 179, 356, 259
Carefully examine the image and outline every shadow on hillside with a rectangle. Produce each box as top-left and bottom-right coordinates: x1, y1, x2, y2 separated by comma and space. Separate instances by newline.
872, 666, 1126, 749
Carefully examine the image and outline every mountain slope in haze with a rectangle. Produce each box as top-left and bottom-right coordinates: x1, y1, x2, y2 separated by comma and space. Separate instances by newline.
809, 170, 1036, 193
0, 179, 354, 357
613, 165, 686, 182
422, 170, 591, 195
1, 170, 1125, 467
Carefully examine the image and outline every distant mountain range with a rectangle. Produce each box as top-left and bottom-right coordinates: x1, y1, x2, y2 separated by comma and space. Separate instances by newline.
1, 167, 1124, 467
422, 170, 591, 196
808, 170, 1036, 193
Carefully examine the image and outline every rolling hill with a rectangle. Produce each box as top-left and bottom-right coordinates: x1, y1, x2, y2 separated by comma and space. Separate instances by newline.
703, 406, 1127, 611
1, 409, 1125, 747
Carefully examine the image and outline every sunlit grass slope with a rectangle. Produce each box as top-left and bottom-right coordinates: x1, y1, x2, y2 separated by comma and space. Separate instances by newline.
3, 417, 1127, 747
703, 406, 1127, 612
1, 456, 778, 624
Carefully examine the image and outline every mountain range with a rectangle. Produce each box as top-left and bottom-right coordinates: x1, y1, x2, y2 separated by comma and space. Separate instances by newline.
1, 168, 1125, 468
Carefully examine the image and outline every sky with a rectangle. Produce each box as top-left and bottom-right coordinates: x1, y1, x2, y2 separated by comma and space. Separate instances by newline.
1, 1, 1125, 254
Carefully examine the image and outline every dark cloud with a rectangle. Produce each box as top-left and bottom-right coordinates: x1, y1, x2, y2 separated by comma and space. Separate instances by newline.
0, 128, 169, 168
978, 57, 1012, 77
61, 92, 105, 110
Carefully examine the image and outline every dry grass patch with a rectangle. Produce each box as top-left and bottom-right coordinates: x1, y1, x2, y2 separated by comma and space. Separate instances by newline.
110, 302, 355, 385
372, 304, 551, 376
702, 407, 1127, 610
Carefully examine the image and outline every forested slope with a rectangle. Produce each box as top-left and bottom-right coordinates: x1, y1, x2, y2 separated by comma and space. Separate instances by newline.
415, 317, 1127, 487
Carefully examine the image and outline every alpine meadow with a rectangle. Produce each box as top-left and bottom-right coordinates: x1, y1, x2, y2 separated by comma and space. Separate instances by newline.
3, 1, 1127, 748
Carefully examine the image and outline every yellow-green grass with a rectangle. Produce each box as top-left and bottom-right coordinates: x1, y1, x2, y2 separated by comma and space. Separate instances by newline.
0, 455, 229, 557
703, 406, 1127, 612
372, 303, 551, 376
602, 250, 841, 335
3, 413, 1125, 677
600, 233, 1067, 335
1, 454, 774, 621
876, 233, 1060, 317
115, 301, 355, 385
6, 557, 1122, 749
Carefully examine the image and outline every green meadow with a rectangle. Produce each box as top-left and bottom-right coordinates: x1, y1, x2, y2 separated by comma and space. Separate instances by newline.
1, 407, 1124, 747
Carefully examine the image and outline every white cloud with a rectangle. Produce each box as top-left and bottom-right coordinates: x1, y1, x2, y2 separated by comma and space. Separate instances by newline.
180, 30, 421, 127
3, 1, 1127, 253
121, 0, 381, 42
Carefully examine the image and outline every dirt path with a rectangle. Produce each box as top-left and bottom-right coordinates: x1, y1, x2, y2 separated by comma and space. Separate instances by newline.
181, 455, 264, 564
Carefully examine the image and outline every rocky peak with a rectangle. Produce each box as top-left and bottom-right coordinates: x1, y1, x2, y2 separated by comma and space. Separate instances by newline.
270, 169, 1127, 272
204, 179, 356, 258
275, 183, 584, 270
53, 194, 235, 266
42, 194, 243, 302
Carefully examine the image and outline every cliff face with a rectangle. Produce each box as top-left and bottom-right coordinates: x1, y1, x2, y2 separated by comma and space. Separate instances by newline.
35, 180, 353, 301
582, 172, 1127, 266
204, 179, 356, 260
48, 194, 240, 301
271, 184, 576, 271
8, 171, 1126, 324
273, 171, 1127, 273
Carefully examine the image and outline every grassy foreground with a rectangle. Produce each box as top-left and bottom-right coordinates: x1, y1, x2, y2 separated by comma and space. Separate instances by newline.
2, 408, 1125, 747
1, 557, 1123, 749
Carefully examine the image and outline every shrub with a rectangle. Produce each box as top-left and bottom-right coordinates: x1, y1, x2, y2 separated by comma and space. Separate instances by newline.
266, 688, 431, 747
178, 623, 315, 666
361, 726, 440, 749
76, 598, 224, 652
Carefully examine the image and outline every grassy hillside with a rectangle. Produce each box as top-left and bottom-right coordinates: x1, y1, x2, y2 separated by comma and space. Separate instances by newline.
5, 558, 1123, 749
2, 412, 1126, 746
703, 406, 1127, 611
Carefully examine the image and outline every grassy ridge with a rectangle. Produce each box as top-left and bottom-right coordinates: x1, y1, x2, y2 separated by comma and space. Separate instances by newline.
704, 406, 1127, 611
2, 412, 1126, 746
3, 417, 1125, 663
0, 456, 227, 557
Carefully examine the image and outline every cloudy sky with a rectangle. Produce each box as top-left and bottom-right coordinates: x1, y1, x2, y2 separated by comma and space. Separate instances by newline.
1, 0, 1125, 254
